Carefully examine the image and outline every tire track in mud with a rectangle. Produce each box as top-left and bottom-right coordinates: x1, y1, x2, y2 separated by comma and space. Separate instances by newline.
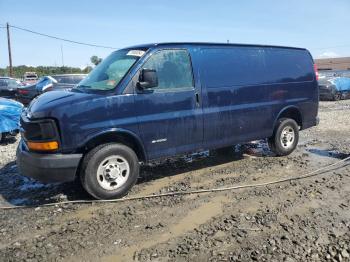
59, 159, 244, 223
131, 166, 350, 261
101, 195, 231, 261
58, 147, 311, 224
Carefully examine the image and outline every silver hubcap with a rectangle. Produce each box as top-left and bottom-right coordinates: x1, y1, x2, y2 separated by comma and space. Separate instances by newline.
96, 155, 130, 190
280, 126, 295, 149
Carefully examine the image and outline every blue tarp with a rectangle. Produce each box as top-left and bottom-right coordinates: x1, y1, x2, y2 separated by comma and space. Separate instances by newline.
330, 77, 350, 92
0, 98, 23, 133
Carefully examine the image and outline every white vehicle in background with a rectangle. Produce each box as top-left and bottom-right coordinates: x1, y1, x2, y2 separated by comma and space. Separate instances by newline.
23, 72, 38, 85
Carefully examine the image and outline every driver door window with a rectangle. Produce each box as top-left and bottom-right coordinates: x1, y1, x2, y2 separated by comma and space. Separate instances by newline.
142, 49, 194, 91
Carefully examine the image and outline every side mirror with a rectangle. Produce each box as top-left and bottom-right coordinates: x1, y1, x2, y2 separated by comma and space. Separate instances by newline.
138, 69, 158, 89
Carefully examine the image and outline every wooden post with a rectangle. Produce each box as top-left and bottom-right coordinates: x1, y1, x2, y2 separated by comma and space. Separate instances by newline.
6, 23, 13, 77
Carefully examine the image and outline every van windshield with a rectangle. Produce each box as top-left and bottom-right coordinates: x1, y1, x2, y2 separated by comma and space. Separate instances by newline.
76, 49, 145, 91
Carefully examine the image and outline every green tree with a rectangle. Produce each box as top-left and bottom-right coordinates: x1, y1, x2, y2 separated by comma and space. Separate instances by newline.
0, 65, 87, 79
83, 66, 93, 73
90, 55, 102, 66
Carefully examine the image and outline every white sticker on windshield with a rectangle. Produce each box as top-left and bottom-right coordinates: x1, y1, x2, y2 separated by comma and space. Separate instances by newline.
127, 50, 145, 57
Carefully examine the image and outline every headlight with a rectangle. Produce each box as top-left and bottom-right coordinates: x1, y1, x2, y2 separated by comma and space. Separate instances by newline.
21, 116, 60, 152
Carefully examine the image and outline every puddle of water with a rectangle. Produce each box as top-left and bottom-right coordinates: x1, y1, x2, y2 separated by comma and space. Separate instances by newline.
61, 206, 95, 222
19, 181, 51, 191
9, 198, 27, 205
307, 148, 348, 159
170, 195, 228, 235
183, 150, 210, 163
6, 174, 58, 192
242, 140, 273, 157
102, 195, 230, 261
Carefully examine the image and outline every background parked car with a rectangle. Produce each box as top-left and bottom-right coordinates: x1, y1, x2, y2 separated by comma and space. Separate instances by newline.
23, 72, 38, 85
16, 74, 86, 104
0, 98, 23, 142
318, 76, 350, 101
0, 77, 21, 99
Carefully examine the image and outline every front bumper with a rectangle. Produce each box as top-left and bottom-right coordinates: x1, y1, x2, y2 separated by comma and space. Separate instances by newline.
319, 92, 334, 101
16, 140, 82, 183
319, 86, 336, 101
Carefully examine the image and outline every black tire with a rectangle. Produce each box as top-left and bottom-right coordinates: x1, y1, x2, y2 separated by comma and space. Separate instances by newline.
0, 133, 3, 143
333, 92, 342, 101
268, 118, 299, 156
80, 143, 139, 199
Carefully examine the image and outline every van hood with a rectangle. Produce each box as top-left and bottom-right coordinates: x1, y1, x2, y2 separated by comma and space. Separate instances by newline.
27, 90, 99, 119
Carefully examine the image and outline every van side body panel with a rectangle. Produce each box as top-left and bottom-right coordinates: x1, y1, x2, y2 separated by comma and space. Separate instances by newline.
197, 46, 318, 149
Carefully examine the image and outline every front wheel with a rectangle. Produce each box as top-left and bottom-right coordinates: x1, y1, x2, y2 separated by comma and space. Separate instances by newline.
333, 92, 342, 101
80, 143, 140, 199
268, 118, 299, 156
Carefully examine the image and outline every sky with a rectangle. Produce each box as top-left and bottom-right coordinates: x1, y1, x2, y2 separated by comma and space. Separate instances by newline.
0, 0, 350, 68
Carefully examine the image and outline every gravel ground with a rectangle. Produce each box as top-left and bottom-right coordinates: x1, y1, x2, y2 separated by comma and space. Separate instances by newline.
0, 100, 350, 261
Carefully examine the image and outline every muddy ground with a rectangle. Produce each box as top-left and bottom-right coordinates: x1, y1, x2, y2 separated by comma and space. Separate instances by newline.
0, 100, 350, 262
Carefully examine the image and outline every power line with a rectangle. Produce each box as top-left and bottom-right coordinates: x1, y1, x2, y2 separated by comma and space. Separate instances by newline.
315, 61, 350, 65
9, 24, 119, 50
5, 23, 350, 52
312, 44, 350, 50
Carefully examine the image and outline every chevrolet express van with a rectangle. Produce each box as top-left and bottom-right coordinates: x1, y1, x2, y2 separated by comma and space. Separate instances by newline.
17, 43, 319, 199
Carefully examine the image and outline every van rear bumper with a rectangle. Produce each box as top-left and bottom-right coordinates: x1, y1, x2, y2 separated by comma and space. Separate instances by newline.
16, 140, 82, 183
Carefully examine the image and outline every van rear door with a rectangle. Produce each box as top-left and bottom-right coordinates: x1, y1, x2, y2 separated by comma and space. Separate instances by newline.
135, 49, 203, 159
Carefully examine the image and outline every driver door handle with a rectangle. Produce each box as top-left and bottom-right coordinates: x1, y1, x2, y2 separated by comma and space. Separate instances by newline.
195, 93, 200, 107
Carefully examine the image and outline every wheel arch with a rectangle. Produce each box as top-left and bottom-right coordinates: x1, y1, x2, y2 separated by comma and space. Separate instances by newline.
80, 129, 147, 162
274, 106, 303, 130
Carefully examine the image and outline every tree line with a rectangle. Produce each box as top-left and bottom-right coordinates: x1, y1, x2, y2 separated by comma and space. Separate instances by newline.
0, 56, 102, 79
0, 65, 93, 79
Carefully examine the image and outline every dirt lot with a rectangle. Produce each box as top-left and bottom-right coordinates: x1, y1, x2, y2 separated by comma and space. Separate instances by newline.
0, 100, 350, 262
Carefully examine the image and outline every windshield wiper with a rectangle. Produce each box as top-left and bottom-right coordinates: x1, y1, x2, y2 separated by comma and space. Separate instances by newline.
71, 88, 84, 93
76, 85, 91, 89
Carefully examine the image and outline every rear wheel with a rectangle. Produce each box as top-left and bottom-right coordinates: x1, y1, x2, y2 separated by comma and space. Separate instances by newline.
268, 118, 299, 156
80, 143, 139, 199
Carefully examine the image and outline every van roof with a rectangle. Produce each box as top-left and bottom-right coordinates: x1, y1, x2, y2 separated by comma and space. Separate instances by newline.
124, 42, 307, 51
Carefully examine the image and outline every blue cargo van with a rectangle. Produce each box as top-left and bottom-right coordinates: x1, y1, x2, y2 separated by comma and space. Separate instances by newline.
17, 43, 319, 199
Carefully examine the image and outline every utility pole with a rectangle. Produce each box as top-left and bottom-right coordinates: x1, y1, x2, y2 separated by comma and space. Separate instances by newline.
6, 23, 13, 77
